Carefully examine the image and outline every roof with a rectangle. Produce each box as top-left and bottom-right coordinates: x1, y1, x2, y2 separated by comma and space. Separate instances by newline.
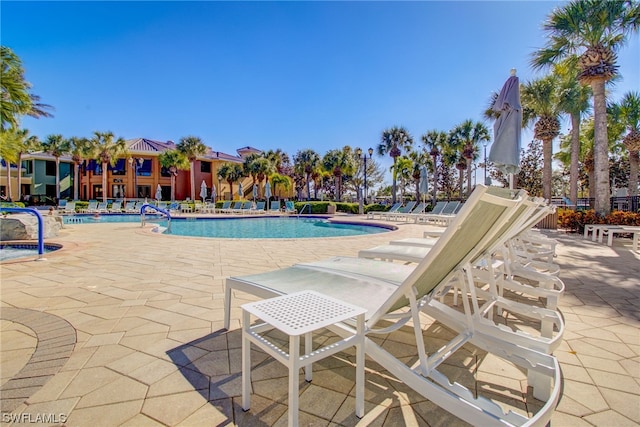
125, 138, 176, 154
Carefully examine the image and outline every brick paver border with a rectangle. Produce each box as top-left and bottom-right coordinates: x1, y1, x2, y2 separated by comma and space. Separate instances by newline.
0, 308, 76, 413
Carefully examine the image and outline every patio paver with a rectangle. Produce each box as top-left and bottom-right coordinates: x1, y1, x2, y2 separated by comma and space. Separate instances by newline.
1, 217, 638, 426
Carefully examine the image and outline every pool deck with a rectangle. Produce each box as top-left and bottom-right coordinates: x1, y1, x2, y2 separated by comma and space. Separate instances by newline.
1, 215, 639, 426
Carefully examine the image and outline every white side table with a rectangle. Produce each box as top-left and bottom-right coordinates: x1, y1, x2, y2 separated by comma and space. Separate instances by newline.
241, 291, 366, 427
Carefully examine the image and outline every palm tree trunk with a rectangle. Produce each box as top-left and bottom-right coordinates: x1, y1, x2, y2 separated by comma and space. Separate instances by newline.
431, 155, 438, 206
190, 162, 196, 201
101, 161, 108, 203
6, 165, 12, 201
569, 114, 581, 207
391, 157, 398, 204
17, 154, 23, 200
543, 139, 553, 201
591, 79, 610, 215
466, 159, 472, 197
629, 151, 639, 197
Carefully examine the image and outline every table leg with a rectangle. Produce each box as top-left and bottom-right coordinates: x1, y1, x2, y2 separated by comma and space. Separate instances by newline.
288, 335, 300, 427
242, 310, 251, 411
355, 314, 365, 418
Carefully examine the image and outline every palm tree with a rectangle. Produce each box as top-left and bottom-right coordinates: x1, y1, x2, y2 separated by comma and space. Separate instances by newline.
177, 136, 207, 201
158, 149, 189, 201
67, 136, 91, 200
555, 60, 592, 207
217, 162, 244, 200
293, 149, 320, 201
450, 120, 490, 197
394, 156, 413, 202
615, 91, 640, 196
90, 131, 127, 203
521, 76, 562, 201
322, 147, 356, 201
1, 47, 53, 131
0, 128, 21, 200
14, 129, 41, 201
1, 46, 32, 131
42, 134, 70, 200
264, 149, 291, 174
421, 130, 447, 205
378, 126, 413, 204
270, 173, 292, 201
531, 0, 640, 214
253, 157, 275, 198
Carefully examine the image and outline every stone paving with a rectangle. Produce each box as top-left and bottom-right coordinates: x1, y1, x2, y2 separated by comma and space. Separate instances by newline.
1, 215, 639, 426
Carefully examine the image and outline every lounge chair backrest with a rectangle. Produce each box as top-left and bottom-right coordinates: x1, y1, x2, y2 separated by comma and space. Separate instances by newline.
65, 201, 76, 212
440, 201, 460, 215
232, 201, 243, 209
242, 201, 253, 210
285, 201, 295, 212
429, 201, 447, 214
221, 201, 232, 209
270, 202, 281, 211
398, 201, 416, 213
386, 202, 402, 213
255, 201, 265, 210
370, 186, 527, 324
410, 202, 427, 215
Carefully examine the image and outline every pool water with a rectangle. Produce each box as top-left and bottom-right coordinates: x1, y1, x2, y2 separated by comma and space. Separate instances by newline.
0, 243, 61, 261
164, 217, 391, 238
62, 214, 392, 238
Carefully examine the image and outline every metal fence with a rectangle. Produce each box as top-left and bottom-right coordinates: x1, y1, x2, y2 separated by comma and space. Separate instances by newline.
551, 196, 639, 213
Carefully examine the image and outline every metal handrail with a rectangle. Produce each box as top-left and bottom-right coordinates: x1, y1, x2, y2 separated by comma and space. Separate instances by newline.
298, 203, 311, 217
0, 207, 45, 260
140, 204, 171, 231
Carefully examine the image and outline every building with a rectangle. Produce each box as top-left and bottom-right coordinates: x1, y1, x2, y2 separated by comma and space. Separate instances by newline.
1, 138, 276, 203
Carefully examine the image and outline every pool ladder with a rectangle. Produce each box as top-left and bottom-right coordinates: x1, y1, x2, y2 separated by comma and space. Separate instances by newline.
140, 204, 172, 232
298, 203, 311, 217
0, 207, 46, 260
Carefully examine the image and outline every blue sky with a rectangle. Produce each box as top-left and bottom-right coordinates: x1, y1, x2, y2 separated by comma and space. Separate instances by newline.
3, 1, 639, 182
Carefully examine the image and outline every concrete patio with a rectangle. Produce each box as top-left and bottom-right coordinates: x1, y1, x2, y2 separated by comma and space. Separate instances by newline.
1, 216, 638, 426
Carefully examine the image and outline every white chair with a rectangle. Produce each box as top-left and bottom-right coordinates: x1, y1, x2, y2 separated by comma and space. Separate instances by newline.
224, 186, 561, 426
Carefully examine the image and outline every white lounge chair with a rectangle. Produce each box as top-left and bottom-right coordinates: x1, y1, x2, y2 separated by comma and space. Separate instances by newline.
382, 201, 416, 221
224, 185, 561, 426
109, 201, 122, 212
366, 202, 402, 220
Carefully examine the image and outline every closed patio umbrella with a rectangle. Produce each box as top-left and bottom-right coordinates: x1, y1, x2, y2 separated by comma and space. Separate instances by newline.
238, 182, 243, 199
200, 180, 207, 202
155, 184, 162, 201
264, 181, 272, 210
252, 184, 258, 202
210, 184, 216, 202
489, 69, 522, 189
419, 165, 429, 203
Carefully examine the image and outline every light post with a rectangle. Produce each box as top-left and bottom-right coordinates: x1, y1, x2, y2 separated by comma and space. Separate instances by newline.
129, 157, 144, 198
355, 147, 374, 204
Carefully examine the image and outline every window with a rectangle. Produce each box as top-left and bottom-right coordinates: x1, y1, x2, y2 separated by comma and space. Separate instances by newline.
200, 162, 211, 173
160, 166, 172, 177
138, 159, 151, 177
109, 159, 127, 176
46, 161, 56, 176
22, 160, 33, 174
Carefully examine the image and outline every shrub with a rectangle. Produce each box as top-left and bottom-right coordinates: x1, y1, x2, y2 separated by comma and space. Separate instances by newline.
558, 209, 640, 233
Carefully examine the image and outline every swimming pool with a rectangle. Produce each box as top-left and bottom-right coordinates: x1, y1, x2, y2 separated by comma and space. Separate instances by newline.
62, 214, 393, 238
0, 243, 62, 261
164, 217, 392, 238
